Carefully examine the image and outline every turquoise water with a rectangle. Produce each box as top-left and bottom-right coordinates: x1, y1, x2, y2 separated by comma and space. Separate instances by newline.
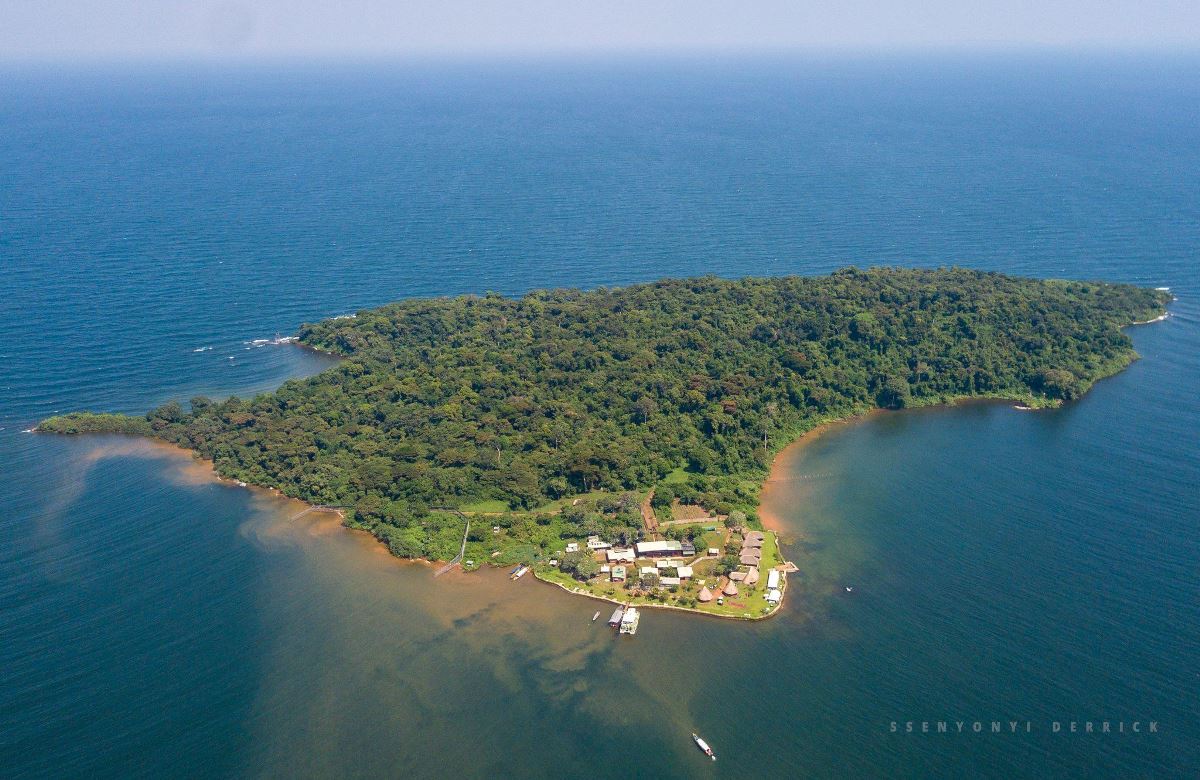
1, 56, 1197, 777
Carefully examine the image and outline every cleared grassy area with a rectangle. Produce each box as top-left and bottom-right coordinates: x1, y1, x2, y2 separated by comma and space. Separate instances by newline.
457, 498, 512, 513
661, 466, 691, 484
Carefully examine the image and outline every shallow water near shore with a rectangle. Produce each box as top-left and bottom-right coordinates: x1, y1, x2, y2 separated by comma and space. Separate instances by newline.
2, 56, 1199, 777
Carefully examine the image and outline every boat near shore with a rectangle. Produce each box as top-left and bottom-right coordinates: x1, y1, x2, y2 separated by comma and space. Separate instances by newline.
509, 565, 529, 580
619, 607, 640, 635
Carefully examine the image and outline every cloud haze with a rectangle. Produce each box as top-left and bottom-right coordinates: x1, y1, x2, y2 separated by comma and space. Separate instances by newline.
2, 0, 1198, 59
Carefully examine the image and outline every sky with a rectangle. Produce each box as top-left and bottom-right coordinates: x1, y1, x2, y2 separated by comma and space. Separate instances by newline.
2, 0, 1199, 60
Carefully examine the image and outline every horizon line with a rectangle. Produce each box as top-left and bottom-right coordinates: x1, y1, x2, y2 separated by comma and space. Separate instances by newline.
3, 42, 1200, 68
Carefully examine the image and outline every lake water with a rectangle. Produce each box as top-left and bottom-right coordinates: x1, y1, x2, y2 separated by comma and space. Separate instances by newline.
1, 55, 1197, 777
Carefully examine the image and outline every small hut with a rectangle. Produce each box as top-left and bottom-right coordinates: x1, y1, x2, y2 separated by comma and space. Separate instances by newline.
744, 567, 760, 586
723, 580, 739, 596
745, 531, 765, 542
697, 586, 714, 603
739, 551, 761, 566
729, 571, 746, 582
741, 537, 764, 549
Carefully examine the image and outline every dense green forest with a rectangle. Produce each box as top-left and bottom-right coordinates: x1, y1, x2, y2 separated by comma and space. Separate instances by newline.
41, 268, 1168, 560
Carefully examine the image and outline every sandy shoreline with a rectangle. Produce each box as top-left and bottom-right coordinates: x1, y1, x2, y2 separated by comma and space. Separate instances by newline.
757, 409, 891, 534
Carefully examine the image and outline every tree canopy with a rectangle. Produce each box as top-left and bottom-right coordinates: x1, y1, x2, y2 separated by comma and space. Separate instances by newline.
40, 268, 1168, 560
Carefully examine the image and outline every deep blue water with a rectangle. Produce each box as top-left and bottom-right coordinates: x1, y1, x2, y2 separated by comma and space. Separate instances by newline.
1, 55, 1197, 777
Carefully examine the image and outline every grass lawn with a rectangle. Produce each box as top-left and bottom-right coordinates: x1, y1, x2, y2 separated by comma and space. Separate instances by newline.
660, 465, 691, 484
457, 498, 512, 513
529, 489, 647, 514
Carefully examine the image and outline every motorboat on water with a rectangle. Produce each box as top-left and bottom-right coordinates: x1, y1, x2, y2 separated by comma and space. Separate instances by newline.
592, 611, 601, 622
692, 733, 716, 761
510, 565, 529, 580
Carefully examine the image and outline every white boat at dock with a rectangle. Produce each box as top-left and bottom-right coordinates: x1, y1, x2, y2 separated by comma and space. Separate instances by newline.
619, 607, 640, 635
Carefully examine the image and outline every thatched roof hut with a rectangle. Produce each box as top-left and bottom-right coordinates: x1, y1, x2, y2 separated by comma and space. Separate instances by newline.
744, 567, 760, 585
697, 586, 714, 603
729, 571, 746, 581
722, 580, 739, 596
739, 551, 762, 566
742, 537, 764, 549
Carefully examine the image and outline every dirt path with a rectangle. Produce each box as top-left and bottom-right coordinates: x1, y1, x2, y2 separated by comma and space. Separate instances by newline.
641, 490, 658, 535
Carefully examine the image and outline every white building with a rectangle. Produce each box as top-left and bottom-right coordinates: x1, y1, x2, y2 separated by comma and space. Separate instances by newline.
636, 540, 683, 557
607, 548, 636, 564
766, 588, 782, 606
766, 569, 781, 590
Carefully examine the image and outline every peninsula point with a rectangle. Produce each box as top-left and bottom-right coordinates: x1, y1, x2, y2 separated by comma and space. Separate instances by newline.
39, 268, 1170, 619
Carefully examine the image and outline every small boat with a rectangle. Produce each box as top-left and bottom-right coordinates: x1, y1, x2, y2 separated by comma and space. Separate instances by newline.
510, 565, 529, 580
692, 733, 716, 761
845, 586, 854, 593
592, 611, 601, 622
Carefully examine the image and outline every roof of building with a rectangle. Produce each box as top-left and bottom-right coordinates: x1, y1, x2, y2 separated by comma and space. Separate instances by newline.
607, 548, 636, 562
745, 531, 766, 541
729, 571, 746, 581
636, 540, 683, 554
660, 577, 681, 586
766, 569, 781, 588
766, 588, 782, 602
739, 551, 762, 565
741, 537, 764, 548
744, 567, 760, 585
707, 547, 720, 556
723, 580, 739, 596
697, 586, 714, 602
640, 566, 658, 576
676, 566, 693, 578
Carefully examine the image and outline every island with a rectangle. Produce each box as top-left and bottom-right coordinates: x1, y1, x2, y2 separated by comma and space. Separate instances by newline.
40, 268, 1170, 619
